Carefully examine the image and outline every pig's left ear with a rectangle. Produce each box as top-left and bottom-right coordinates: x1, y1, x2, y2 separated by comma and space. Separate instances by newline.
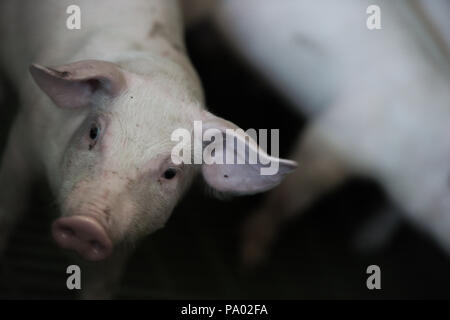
199, 112, 298, 195
29, 60, 126, 108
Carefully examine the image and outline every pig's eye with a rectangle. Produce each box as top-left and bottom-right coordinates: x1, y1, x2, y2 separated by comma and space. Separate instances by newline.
88, 124, 101, 150
89, 126, 100, 140
162, 168, 177, 180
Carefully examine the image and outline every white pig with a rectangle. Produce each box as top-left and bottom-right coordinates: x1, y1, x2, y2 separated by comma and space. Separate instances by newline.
205, 0, 450, 265
0, 0, 296, 298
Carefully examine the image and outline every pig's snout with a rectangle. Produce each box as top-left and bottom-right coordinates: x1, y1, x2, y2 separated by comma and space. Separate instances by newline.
52, 216, 113, 261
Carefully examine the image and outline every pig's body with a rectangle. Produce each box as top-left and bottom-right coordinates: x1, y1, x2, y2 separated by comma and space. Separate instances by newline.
0, 0, 296, 297
0, 0, 203, 298
207, 0, 450, 263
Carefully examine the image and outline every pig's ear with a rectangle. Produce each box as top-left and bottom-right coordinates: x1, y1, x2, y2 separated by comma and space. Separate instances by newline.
29, 60, 126, 108
199, 112, 298, 195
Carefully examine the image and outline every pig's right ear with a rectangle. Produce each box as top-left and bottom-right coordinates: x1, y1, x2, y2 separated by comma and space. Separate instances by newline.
29, 60, 126, 108
198, 112, 298, 195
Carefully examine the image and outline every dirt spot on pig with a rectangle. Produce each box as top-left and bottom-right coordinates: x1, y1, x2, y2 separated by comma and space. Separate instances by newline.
148, 22, 184, 53
447, 171, 450, 188
101, 190, 110, 201
148, 22, 166, 38
292, 33, 323, 54
103, 208, 111, 223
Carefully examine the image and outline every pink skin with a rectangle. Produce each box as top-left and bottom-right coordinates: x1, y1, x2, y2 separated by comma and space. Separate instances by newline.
52, 216, 113, 261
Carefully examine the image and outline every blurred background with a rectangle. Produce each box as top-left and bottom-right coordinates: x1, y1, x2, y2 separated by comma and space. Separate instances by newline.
0, 17, 450, 300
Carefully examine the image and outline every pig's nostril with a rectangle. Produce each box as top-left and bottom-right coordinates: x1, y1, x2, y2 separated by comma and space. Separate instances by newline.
59, 226, 76, 238
89, 240, 104, 252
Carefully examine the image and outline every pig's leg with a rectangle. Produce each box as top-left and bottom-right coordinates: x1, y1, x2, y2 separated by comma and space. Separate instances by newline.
241, 126, 349, 267
78, 249, 132, 299
0, 117, 36, 255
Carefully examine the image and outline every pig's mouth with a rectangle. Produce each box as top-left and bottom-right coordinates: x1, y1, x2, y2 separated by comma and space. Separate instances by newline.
51, 215, 113, 261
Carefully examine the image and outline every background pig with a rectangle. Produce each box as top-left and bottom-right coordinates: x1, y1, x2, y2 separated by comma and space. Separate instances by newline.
202, 0, 450, 265
0, 0, 296, 298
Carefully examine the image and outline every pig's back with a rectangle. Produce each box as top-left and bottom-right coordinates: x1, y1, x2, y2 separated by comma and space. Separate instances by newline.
212, 0, 448, 117
0, 1, 87, 82
0, 0, 183, 84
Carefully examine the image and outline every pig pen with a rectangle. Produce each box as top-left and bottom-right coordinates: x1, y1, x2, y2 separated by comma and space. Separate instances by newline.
0, 21, 449, 300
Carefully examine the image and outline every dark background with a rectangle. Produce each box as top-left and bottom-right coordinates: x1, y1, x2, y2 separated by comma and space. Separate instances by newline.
0, 21, 449, 299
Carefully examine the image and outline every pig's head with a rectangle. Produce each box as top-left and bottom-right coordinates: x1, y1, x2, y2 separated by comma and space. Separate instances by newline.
29, 60, 296, 261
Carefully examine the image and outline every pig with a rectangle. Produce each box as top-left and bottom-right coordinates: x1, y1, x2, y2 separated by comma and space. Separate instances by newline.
203, 0, 450, 265
0, 0, 297, 298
